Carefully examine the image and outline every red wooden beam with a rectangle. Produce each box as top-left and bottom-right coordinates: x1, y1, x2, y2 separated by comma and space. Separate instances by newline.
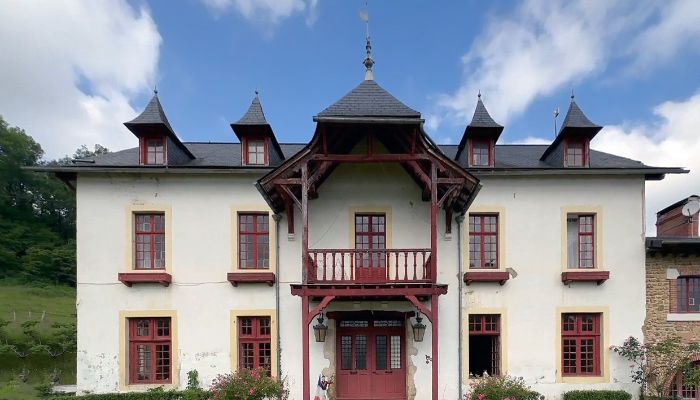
437, 177, 466, 185
430, 162, 438, 282
291, 284, 448, 298
279, 184, 301, 211
304, 295, 336, 325
431, 295, 439, 400
404, 160, 431, 198
404, 295, 433, 322
438, 185, 458, 208
310, 154, 430, 162
302, 295, 310, 400
285, 200, 295, 235
273, 178, 301, 185
301, 163, 309, 283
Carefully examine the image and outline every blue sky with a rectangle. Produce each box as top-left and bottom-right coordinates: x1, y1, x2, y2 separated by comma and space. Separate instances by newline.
1, 0, 699, 231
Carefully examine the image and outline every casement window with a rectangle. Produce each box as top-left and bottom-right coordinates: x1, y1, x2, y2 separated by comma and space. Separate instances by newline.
141, 137, 166, 165
244, 138, 267, 166
677, 277, 700, 313
135, 213, 166, 270
566, 214, 595, 269
670, 362, 700, 399
470, 139, 492, 167
238, 316, 272, 376
468, 314, 501, 376
355, 214, 386, 268
238, 213, 269, 269
565, 140, 587, 167
128, 318, 171, 384
469, 214, 498, 269
561, 313, 601, 376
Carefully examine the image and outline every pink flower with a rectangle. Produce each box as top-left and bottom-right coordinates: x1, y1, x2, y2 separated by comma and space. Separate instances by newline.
478, 394, 486, 400
249, 388, 255, 395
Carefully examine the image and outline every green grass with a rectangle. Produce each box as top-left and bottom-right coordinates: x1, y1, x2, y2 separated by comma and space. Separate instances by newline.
0, 281, 76, 399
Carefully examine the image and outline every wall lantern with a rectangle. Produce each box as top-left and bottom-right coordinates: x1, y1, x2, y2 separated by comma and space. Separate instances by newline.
412, 311, 426, 342
313, 312, 328, 342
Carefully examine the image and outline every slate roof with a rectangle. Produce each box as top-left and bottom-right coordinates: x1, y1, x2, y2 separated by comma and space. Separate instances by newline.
124, 94, 174, 132
50, 142, 673, 174
558, 99, 602, 133
469, 98, 502, 129
315, 80, 421, 120
233, 95, 268, 126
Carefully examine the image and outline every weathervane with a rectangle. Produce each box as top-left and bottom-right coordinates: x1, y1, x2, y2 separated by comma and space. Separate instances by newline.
360, 2, 374, 80
553, 106, 560, 138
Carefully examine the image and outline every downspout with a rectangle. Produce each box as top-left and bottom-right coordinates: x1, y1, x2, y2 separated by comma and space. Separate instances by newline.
273, 213, 282, 382
456, 213, 465, 400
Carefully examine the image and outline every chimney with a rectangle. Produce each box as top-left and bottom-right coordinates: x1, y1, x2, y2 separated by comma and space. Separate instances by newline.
656, 196, 700, 237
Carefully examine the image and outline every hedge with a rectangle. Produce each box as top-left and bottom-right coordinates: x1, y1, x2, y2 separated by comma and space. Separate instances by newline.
49, 389, 209, 400
563, 390, 632, 400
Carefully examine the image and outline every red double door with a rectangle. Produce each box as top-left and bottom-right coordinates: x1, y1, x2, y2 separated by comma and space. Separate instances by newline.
335, 318, 406, 400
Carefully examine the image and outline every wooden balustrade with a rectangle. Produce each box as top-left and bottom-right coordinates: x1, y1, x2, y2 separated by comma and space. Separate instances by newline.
306, 248, 433, 284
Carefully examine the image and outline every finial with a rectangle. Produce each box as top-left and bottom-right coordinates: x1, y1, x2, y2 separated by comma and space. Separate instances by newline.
255, 89, 259, 97
360, 3, 374, 80
477, 90, 481, 99
570, 89, 575, 101
153, 85, 158, 95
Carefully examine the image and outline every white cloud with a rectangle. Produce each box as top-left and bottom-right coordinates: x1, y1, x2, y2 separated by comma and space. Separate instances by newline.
202, 0, 319, 26
0, 0, 161, 160
431, 0, 700, 133
591, 92, 700, 234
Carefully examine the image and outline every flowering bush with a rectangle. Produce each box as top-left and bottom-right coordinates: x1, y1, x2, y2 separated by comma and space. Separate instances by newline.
210, 368, 287, 400
467, 375, 543, 400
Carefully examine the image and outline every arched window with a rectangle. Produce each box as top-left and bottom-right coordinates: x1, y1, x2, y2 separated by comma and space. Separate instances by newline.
670, 362, 700, 399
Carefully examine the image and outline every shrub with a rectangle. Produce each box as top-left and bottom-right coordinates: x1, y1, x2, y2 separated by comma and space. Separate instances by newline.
467, 375, 543, 400
563, 390, 631, 400
48, 388, 209, 399
210, 368, 287, 400
186, 370, 200, 390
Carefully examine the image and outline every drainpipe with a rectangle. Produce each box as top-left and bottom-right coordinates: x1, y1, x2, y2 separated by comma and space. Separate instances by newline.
456, 213, 465, 400
273, 213, 282, 381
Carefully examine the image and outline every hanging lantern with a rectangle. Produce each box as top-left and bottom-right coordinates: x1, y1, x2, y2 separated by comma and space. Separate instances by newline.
313, 312, 328, 342
412, 311, 426, 342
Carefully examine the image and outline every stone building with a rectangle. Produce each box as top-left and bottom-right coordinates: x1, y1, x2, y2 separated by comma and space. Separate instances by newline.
645, 196, 700, 397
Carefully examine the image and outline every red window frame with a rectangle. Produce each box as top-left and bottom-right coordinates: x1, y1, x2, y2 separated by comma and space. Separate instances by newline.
561, 313, 601, 376
677, 277, 700, 313
128, 318, 172, 384
355, 214, 386, 268
242, 137, 268, 166
238, 316, 272, 376
238, 213, 270, 269
134, 213, 166, 270
565, 140, 587, 167
469, 139, 493, 167
577, 215, 595, 269
469, 214, 498, 269
468, 314, 501, 376
140, 137, 166, 165
670, 362, 700, 399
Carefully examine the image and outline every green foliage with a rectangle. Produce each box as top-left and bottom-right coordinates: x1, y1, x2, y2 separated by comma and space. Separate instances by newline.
467, 375, 543, 400
48, 388, 209, 400
186, 370, 200, 390
210, 368, 288, 400
563, 390, 632, 400
0, 115, 108, 286
612, 335, 700, 397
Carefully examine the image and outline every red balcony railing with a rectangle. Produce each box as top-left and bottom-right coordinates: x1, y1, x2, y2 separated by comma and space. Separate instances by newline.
306, 248, 433, 284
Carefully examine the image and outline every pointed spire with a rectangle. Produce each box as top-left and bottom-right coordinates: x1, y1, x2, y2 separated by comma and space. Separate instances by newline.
558, 97, 601, 133
234, 91, 269, 126
124, 91, 173, 133
468, 92, 502, 129
361, 5, 374, 80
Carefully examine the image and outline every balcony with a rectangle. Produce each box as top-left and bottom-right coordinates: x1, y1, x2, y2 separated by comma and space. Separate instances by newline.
306, 248, 433, 284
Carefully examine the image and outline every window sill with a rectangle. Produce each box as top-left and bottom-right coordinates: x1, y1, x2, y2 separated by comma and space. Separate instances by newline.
463, 271, 510, 285
667, 313, 700, 322
118, 272, 172, 287
227, 272, 276, 287
561, 270, 609, 285
560, 375, 607, 384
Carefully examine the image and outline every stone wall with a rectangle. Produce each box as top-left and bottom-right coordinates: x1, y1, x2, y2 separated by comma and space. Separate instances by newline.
644, 254, 700, 343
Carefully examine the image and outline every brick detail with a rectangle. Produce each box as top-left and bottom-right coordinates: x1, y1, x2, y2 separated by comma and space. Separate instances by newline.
644, 254, 700, 343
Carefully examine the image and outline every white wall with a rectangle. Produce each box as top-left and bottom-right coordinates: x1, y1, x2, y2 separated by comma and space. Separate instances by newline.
75, 168, 646, 399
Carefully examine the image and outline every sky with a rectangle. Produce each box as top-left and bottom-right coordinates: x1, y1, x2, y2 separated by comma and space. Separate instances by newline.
0, 0, 699, 233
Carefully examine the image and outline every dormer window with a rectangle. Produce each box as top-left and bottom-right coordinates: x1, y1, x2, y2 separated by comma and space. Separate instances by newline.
470, 139, 493, 167
565, 140, 587, 167
141, 137, 166, 165
243, 137, 268, 166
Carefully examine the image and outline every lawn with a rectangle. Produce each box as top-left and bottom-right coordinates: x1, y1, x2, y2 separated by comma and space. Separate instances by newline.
0, 281, 76, 399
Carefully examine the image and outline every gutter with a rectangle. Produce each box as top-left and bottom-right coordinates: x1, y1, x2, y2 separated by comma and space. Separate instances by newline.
456, 214, 465, 399
273, 214, 282, 382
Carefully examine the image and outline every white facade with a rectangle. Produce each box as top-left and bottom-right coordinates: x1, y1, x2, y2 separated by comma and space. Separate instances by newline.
74, 164, 647, 399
